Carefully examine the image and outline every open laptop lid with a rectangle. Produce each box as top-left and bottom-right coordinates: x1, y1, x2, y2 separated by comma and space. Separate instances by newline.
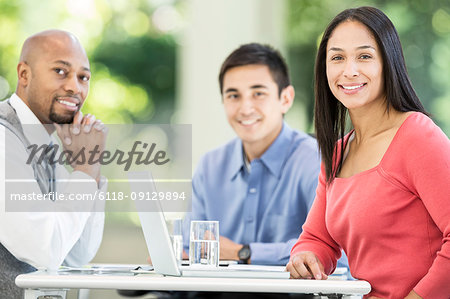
128, 171, 181, 276
128, 172, 291, 279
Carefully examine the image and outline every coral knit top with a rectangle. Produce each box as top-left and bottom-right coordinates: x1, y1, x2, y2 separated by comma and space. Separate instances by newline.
291, 112, 450, 298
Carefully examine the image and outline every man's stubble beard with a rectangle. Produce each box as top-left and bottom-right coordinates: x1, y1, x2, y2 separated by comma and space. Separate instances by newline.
27, 81, 77, 124
49, 99, 77, 124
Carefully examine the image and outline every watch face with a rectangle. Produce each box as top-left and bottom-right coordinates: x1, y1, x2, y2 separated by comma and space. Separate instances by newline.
238, 246, 251, 260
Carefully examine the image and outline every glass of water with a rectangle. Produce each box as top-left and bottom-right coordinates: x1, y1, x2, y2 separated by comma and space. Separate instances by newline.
169, 218, 183, 266
189, 220, 219, 268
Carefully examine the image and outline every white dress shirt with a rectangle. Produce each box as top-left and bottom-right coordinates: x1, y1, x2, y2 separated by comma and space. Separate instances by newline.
0, 93, 105, 270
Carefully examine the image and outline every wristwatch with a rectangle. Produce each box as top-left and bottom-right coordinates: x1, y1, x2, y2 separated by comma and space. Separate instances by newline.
238, 244, 251, 264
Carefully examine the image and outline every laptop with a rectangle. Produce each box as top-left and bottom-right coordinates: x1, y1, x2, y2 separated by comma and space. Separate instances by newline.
129, 172, 290, 279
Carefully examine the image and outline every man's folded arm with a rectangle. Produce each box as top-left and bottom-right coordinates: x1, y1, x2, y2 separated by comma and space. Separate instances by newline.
0, 128, 104, 270
249, 238, 297, 265
63, 210, 105, 267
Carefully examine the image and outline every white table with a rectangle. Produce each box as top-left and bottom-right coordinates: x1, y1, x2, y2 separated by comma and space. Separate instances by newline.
16, 268, 371, 299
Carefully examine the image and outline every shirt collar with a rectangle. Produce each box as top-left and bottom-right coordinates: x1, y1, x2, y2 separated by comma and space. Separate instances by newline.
9, 93, 52, 145
259, 122, 293, 178
228, 122, 294, 180
229, 138, 246, 180
242, 146, 251, 173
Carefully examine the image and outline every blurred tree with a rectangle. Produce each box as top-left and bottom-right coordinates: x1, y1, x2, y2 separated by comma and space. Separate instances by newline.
287, 0, 450, 135
0, 0, 181, 125
92, 35, 176, 124
0, 0, 20, 100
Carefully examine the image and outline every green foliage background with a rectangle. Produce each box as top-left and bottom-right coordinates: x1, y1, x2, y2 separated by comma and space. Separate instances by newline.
287, 0, 450, 134
0, 0, 448, 135
0, 0, 181, 125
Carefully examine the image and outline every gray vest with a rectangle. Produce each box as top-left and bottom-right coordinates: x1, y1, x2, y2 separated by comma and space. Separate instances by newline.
0, 100, 54, 194
0, 243, 35, 299
0, 100, 46, 298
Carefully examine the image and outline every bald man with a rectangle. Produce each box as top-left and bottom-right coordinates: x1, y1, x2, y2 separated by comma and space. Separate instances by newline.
0, 30, 107, 298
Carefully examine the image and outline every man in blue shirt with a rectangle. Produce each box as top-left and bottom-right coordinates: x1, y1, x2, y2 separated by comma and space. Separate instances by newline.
183, 43, 321, 265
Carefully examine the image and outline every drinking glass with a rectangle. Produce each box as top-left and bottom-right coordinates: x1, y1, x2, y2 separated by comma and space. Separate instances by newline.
169, 218, 183, 265
189, 220, 219, 268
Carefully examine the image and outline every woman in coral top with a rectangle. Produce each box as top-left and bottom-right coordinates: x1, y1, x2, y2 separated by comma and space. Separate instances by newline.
286, 6, 450, 299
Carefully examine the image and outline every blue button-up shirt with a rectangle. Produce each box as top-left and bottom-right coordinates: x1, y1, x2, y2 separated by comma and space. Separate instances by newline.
183, 123, 323, 265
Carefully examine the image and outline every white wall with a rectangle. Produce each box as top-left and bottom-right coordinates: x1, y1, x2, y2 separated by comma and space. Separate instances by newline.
174, 0, 287, 170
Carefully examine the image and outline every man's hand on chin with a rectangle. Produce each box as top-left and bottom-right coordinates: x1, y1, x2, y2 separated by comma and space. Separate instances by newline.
55, 111, 108, 184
